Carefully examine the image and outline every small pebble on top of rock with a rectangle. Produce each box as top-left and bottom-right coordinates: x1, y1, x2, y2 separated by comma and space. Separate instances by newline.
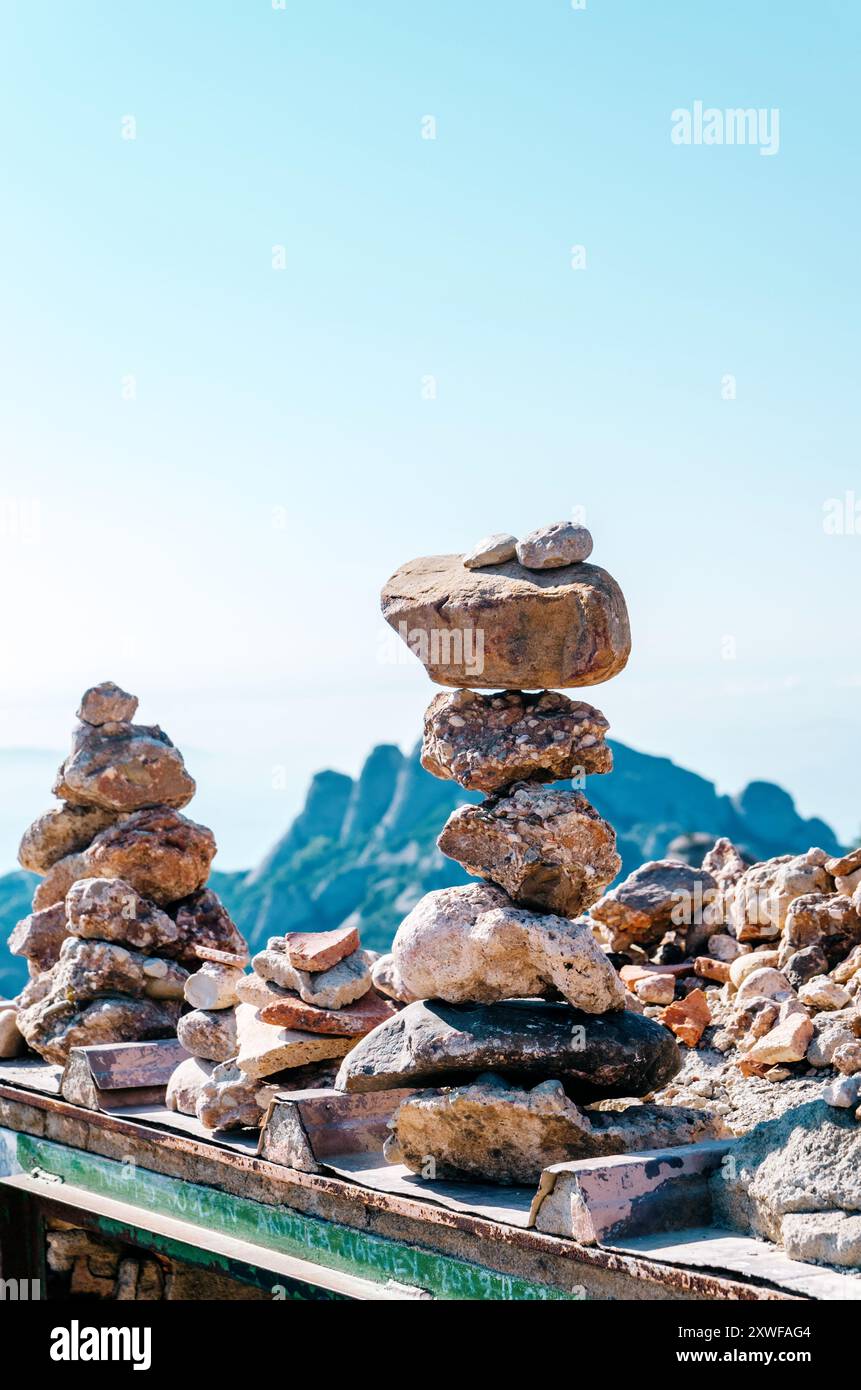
463, 533, 518, 570
516, 521, 593, 570
77, 681, 139, 726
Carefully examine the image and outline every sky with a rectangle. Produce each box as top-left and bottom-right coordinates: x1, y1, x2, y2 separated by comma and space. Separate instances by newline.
0, 0, 859, 872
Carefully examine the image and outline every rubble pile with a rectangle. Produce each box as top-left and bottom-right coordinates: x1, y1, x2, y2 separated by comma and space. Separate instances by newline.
336, 523, 712, 1184
4, 683, 245, 1063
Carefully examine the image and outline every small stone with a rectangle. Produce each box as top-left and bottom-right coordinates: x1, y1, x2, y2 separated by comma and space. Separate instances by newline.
252, 945, 374, 1010
832, 1041, 861, 1075
702, 838, 748, 890
82, 808, 216, 905
515, 522, 593, 570
421, 689, 611, 792
380, 551, 630, 689
392, 883, 625, 1011
735, 967, 793, 1006
184, 962, 244, 1011
707, 932, 743, 962
171, 889, 247, 967
0, 1005, 25, 1059
694, 956, 731, 984
781, 1210, 861, 1269
463, 533, 518, 569
438, 784, 620, 917
781, 892, 861, 960
743, 1012, 813, 1065
659, 988, 711, 1048
55, 937, 188, 1002
235, 973, 285, 1010
823, 1074, 861, 1108
18, 803, 116, 875
336, 998, 680, 1100
590, 859, 719, 952
826, 846, 861, 878
77, 681, 139, 726
798, 975, 852, 1012
66, 878, 182, 953
281, 925, 359, 973
166, 1056, 215, 1115
54, 718, 195, 814
729, 950, 780, 989
806, 1023, 855, 1068
234, 1002, 354, 1080
259, 988, 397, 1036
635, 973, 675, 1005
17, 994, 180, 1065
32, 853, 88, 911
832, 944, 861, 984
371, 953, 417, 1004
195, 1060, 283, 1131
836, 867, 861, 896
176, 1007, 238, 1062
784, 944, 830, 989
8, 902, 69, 971
733, 852, 832, 942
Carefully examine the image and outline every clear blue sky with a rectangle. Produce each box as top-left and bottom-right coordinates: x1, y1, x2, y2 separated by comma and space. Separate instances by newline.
0, 0, 859, 869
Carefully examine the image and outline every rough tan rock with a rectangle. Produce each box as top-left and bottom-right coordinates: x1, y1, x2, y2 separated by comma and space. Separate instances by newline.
0, 1005, 25, 1059
386, 1073, 719, 1184
779, 893, 861, 965
743, 1012, 813, 1065
259, 988, 397, 1035
421, 689, 612, 792
55, 937, 188, 1002
380, 553, 630, 689
807, 1022, 856, 1068
702, 837, 748, 890
184, 962, 243, 1011
280, 925, 359, 973
516, 522, 593, 570
735, 967, 793, 1006
32, 852, 88, 910
732, 852, 832, 942
17, 994, 180, 1065
635, 973, 675, 1005
54, 717, 195, 813
832, 1041, 861, 1075
176, 1007, 238, 1061
77, 681, 139, 726
391, 883, 625, 1011
18, 803, 116, 875
16, 968, 57, 1009
235, 972, 284, 1010
798, 976, 852, 1012
171, 889, 247, 967
463, 533, 517, 569
371, 953, 417, 1003
82, 808, 216, 905
252, 944, 373, 1009
195, 1061, 281, 1131
66, 878, 182, 953
336, 999, 680, 1099
694, 956, 731, 984
590, 859, 718, 952
438, 784, 619, 917
8, 901, 69, 970
234, 1002, 354, 1080
166, 1056, 215, 1115
826, 846, 861, 879
729, 950, 781, 989
832, 944, 861, 985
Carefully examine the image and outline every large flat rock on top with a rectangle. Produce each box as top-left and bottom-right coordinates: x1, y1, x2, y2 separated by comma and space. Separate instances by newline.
381, 554, 630, 689
336, 998, 680, 1101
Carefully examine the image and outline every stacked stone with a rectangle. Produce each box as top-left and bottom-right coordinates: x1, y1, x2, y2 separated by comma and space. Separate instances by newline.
169, 924, 397, 1131
336, 524, 693, 1185
5, 682, 246, 1064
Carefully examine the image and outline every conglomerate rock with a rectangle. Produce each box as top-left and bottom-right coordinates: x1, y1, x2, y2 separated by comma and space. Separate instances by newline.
386, 1073, 721, 1185
66, 878, 182, 953
54, 719, 195, 813
380, 553, 630, 689
54, 936, 188, 1003
18, 803, 116, 875
171, 889, 247, 967
421, 689, 612, 792
82, 808, 216, 905
17, 993, 181, 1065
336, 998, 680, 1100
391, 883, 625, 1011
438, 784, 620, 917
32, 853, 89, 911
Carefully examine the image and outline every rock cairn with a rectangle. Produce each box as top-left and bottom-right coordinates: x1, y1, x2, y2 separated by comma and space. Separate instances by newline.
336, 524, 694, 1184
168, 923, 397, 1131
6, 682, 246, 1064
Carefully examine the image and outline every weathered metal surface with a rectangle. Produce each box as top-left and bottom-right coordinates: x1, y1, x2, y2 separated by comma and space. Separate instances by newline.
0, 1081, 795, 1300
259, 1087, 415, 1172
60, 1039, 190, 1113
